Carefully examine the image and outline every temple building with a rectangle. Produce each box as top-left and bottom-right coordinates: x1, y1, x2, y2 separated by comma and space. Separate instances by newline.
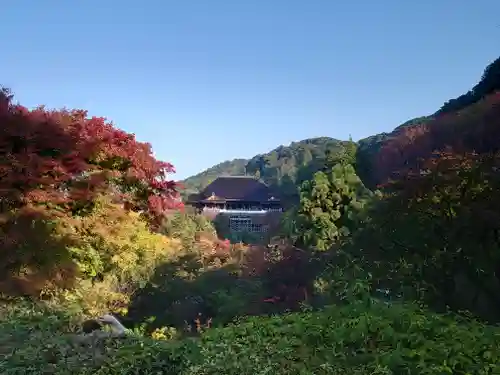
186, 176, 283, 233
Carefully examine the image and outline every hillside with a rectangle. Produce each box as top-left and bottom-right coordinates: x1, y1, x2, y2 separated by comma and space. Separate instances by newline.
183, 56, 500, 192
182, 137, 351, 203
357, 55, 500, 188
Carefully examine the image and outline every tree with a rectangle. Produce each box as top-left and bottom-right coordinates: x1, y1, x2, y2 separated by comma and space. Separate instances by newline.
341, 136, 358, 167
299, 147, 313, 166
347, 149, 500, 321
438, 56, 500, 114
324, 137, 357, 170
295, 163, 372, 251
374, 92, 500, 189
0, 89, 181, 223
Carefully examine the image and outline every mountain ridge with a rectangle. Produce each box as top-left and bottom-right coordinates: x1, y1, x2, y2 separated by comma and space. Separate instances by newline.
181, 137, 347, 202
182, 55, 500, 196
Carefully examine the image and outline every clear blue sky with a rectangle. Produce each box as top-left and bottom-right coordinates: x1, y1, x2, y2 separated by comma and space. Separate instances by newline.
1, 1, 499, 180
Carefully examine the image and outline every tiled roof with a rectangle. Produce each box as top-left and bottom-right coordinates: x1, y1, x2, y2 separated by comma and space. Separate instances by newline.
199, 176, 278, 202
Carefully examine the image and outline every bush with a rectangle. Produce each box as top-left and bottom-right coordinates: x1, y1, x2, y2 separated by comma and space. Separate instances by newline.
2, 299, 500, 374
0, 300, 182, 375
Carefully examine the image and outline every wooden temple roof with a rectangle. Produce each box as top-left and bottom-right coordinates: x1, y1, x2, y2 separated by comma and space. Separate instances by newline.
188, 176, 281, 203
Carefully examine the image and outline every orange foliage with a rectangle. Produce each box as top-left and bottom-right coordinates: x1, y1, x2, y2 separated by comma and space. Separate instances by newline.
0, 206, 79, 296
193, 231, 232, 267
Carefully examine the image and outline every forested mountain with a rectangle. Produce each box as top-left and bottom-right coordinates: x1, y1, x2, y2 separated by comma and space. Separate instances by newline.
183, 56, 500, 197
357, 55, 500, 188
182, 137, 354, 204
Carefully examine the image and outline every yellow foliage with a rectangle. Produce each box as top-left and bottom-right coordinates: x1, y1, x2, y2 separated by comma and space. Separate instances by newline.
60, 277, 131, 317
1, 193, 226, 323
150, 326, 178, 340
73, 196, 180, 284
54, 196, 185, 313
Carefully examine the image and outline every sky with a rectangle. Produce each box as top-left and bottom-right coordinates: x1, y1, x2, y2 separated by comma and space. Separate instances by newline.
1, 1, 499, 180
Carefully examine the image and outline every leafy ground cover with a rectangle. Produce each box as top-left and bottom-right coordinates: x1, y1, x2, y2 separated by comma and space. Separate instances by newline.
2, 298, 499, 375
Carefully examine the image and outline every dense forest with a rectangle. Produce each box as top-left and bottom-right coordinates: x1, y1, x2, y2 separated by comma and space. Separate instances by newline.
1, 55, 500, 374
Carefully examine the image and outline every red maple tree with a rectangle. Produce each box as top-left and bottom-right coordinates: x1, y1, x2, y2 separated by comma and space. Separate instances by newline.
0, 88, 182, 222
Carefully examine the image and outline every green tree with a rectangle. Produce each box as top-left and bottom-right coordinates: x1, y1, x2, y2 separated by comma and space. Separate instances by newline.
351, 151, 500, 320
161, 211, 216, 248
324, 137, 358, 170
300, 147, 313, 166
343, 136, 358, 166
295, 163, 372, 251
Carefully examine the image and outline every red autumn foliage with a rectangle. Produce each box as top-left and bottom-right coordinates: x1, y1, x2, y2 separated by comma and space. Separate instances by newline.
193, 231, 232, 265
382, 150, 494, 210
0, 88, 182, 221
374, 92, 500, 186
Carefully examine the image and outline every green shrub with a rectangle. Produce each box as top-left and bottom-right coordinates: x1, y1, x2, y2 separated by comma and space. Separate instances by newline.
2, 298, 500, 375
192, 301, 500, 374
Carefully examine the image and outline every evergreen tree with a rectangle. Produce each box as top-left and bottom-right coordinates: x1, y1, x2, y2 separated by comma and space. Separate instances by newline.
343, 135, 358, 166
295, 163, 372, 251
324, 136, 358, 170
